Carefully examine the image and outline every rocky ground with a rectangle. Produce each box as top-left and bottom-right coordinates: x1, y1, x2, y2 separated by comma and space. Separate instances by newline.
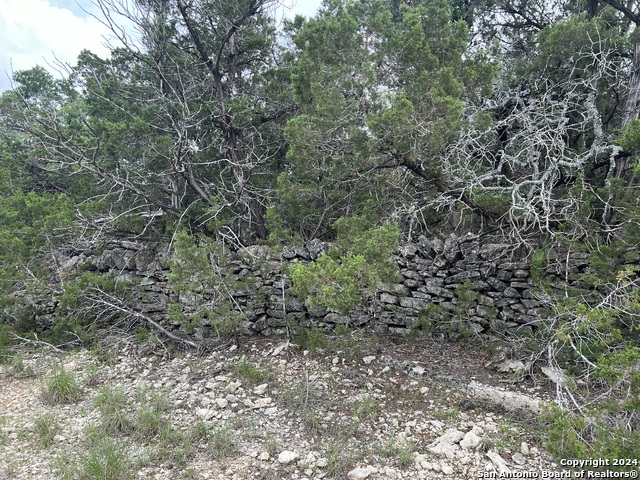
0, 332, 565, 480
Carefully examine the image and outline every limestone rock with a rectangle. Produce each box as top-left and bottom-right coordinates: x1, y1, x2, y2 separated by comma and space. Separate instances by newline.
460, 427, 483, 450
486, 450, 511, 475
441, 464, 454, 475
259, 451, 270, 461
362, 355, 376, 365
496, 360, 526, 374
347, 466, 378, 480
467, 381, 541, 414
277, 450, 299, 465
428, 428, 464, 460
541, 366, 570, 385
253, 384, 269, 395
512, 452, 527, 465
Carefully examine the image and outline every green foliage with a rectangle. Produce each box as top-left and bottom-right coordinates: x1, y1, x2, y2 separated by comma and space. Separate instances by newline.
411, 280, 479, 339
0, 325, 15, 364
0, 191, 76, 334
135, 326, 150, 343
530, 249, 547, 285
351, 394, 381, 420
544, 405, 640, 471
93, 386, 131, 435
7, 352, 35, 378
411, 303, 449, 336
290, 213, 399, 314
324, 440, 358, 478
279, 0, 493, 238
209, 425, 239, 461
380, 437, 416, 469
232, 356, 274, 385
263, 204, 303, 249
74, 436, 133, 480
167, 231, 251, 337
0, 191, 74, 263
539, 267, 640, 466
618, 119, 640, 154
33, 414, 60, 448
534, 14, 625, 79
41, 364, 82, 405
472, 191, 511, 219
134, 388, 170, 440
53, 271, 139, 346
294, 326, 329, 351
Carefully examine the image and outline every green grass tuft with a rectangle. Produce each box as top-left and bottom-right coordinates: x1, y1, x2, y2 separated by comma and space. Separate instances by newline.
41, 364, 81, 405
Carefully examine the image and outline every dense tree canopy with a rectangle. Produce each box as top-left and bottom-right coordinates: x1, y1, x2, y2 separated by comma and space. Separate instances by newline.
1, 0, 638, 248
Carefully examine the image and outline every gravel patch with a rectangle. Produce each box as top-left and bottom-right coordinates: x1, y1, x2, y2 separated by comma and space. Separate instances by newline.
0, 334, 564, 479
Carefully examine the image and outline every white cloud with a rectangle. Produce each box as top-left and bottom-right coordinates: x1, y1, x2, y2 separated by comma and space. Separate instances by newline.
0, 0, 112, 91
0, 0, 323, 92
282, 0, 323, 19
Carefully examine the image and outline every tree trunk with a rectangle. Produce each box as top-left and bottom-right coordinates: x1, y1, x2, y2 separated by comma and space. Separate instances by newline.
617, 40, 640, 179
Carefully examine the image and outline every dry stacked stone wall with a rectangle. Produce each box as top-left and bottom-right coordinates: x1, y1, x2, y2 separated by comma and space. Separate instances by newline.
45, 234, 592, 338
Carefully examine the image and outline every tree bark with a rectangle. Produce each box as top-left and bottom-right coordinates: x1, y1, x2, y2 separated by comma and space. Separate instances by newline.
616, 40, 640, 180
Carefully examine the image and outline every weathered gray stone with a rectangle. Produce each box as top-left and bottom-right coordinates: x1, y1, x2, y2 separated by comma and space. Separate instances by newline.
444, 270, 480, 284
499, 307, 517, 321
401, 269, 422, 280
266, 308, 286, 319
503, 287, 521, 298
478, 295, 495, 306
471, 280, 491, 291
486, 451, 511, 475
487, 277, 508, 291
267, 316, 289, 327
411, 291, 432, 300
349, 313, 370, 326
379, 283, 405, 295
399, 297, 428, 310
478, 243, 510, 260
403, 279, 423, 288
281, 247, 297, 259
278, 451, 299, 465
521, 289, 534, 299
460, 427, 482, 450
434, 257, 448, 268
324, 312, 347, 324
347, 466, 378, 479
510, 303, 527, 314
520, 298, 540, 309
428, 428, 464, 460
399, 244, 419, 258
490, 319, 519, 332
476, 305, 496, 318
48, 236, 567, 339
429, 237, 445, 254
423, 277, 444, 287
285, 298, 304, 312
380, 292, 399, 304
417, 235, 437, 258
306, 239, 327, 259
479, 263, 497, 279
496, 269, 513, 281
515, 313, 539, 324
493, 297, 519, 307
419, 285, 454, 298
444, 236, 462, 263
